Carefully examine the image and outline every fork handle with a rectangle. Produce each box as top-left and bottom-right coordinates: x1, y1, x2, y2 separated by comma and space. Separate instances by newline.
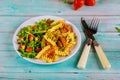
93, 40, 111, 69
77, 38, 92, 69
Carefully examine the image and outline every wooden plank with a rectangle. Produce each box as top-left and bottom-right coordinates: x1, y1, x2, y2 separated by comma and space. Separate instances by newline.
0, 16, 119, 32
0, 0, 120, 16
0, 51, 119, 73
0, 73, 120, 80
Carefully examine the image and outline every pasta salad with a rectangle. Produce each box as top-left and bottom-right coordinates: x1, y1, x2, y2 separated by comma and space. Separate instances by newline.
17, 18, 76, 63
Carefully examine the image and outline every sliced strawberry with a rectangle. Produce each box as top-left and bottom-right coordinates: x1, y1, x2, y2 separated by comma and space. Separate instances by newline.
74, 0, 84, 10
35, 48, 41, 53
85, 0, 96, 6
32, 25, 36, 29
26, 47, 33, 53
28, 34, 34, 41
46, 19, 51, 25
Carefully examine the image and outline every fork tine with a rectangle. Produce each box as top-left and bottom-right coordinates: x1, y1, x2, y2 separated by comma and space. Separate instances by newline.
90, 17, 99, 32
93, 18, 97, 30
94, 18, 99, 31
90, 18, 95, 29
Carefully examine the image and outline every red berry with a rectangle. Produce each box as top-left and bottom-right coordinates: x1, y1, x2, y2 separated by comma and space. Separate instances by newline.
46, 19, 51, 25
35, 48, 41, 53
26, 47, 33, 52
32, 25, 36, 29
28, 34, 34, 41
74, 0, 84, 10
85, 0, 96, 6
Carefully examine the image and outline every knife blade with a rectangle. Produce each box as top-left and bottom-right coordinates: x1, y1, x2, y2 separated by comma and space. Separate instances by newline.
77, 18, 92, 69
81, 18, 111, 69
81, 17, 95, 40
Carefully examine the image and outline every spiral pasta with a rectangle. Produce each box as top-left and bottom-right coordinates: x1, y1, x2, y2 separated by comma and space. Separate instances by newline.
55, 50, 69, 56
35, 19, 76, 63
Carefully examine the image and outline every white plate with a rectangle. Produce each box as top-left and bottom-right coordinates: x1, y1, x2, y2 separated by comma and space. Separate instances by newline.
13, 15, 81, 65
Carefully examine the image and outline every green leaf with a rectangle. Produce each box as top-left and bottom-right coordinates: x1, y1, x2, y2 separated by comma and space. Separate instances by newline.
115, 27, 120, 32
64, 0, 68, 3
63, 0, 73, 4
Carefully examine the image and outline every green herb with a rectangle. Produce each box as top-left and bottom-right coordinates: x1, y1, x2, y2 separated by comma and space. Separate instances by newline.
17, 19, 54, 59
64, 0, 68, 3
115, 27, 120, 32
63, 0, 73, 4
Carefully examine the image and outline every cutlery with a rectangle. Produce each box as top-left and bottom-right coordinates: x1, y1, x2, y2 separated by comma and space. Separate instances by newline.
78, 17, 111, 69
77, 18, 92, 69
88, 18, 111, 69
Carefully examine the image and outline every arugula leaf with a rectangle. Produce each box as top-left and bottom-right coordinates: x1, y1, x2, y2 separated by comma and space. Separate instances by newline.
17, 18, 53, 59
115, 27, 120, 32
64, 0, 68, 3
63, 0, 73, 4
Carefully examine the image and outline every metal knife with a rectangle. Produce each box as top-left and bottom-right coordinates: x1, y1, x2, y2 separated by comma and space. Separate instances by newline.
77, 18, 92, 69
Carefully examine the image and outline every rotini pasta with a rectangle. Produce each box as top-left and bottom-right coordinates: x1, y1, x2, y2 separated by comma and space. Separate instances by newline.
50, 20, 64, 26
49, 23, 63, 32
44, 35, 56, 46
44, 29, 60, 46
66, 32, 76, 45
55, 50, 69, 56
41, 55, 53, 63
35, 19, 76, 63
41, 53, 58, 62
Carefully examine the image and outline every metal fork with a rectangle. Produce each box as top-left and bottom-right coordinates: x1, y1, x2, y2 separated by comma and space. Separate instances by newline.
89, 18, 99, 35
89, 18, 111, 69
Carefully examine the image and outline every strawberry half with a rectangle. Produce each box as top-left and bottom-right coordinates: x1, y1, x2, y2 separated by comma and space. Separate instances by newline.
85, 0, 96, 6
26, 47, 33, 53
28, 34, 34, 41
74, 0, 84, 10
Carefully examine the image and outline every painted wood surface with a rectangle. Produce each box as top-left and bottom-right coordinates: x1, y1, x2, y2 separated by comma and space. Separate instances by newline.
0, 0, 120, 80
0, 0, 120, 16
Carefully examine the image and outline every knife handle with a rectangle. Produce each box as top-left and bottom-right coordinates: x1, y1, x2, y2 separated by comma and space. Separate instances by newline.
93, 40, 111, 69
77, 38, 92, 69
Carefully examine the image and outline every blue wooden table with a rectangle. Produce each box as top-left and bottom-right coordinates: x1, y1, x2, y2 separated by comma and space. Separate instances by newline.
0, 0, 120, 80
